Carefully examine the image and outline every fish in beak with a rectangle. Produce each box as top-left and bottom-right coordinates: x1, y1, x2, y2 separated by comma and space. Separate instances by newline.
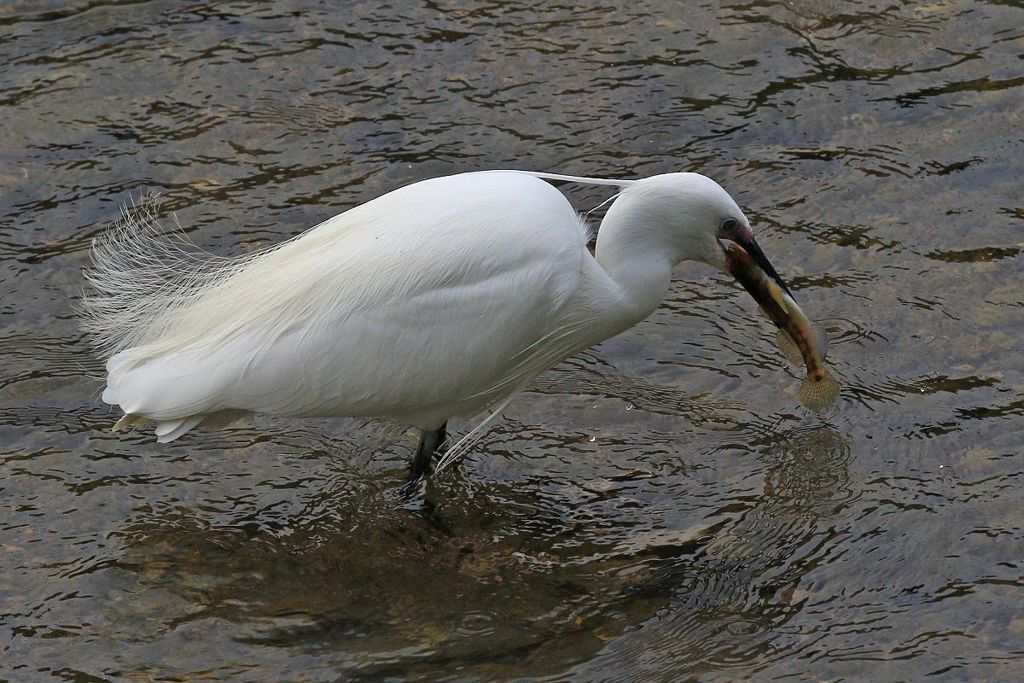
730, 231, 794, 299
719, 232, 840, 412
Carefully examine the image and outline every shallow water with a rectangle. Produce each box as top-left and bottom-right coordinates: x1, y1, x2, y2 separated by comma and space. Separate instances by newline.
2, 0, 1022, 680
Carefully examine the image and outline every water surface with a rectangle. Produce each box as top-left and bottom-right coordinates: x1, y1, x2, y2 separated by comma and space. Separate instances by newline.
2, 1, 1022, 680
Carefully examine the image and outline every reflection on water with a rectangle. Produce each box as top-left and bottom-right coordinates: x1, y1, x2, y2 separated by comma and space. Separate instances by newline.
571, 426, 855, 679
2, 0, 1023, 680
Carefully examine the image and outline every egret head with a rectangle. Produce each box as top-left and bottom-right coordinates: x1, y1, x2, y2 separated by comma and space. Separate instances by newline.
602, 172, 792, 298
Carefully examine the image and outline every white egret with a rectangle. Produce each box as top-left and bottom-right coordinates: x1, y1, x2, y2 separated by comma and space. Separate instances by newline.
81, 170, 824, 479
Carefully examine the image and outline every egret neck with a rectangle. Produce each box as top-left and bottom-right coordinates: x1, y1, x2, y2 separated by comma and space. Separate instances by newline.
595, 186, 711, 328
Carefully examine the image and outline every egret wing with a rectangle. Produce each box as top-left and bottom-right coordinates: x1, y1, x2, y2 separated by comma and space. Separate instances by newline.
103, 172, 589, 433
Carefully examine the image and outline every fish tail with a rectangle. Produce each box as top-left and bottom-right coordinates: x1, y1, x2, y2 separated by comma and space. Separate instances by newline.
799, 370, 841, 413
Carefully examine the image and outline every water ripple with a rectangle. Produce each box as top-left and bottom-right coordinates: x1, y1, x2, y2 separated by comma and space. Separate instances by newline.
2, 0, 1023, 680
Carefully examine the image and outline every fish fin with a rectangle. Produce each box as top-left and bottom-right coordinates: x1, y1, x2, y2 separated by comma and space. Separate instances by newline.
799, 370, 842, 413
766, 281, 791, 313
775, 325, 830, 367
815, 325, 829, 360
775, 329, 805, 367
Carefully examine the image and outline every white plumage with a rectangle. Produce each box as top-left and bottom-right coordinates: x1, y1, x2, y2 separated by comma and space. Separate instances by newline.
81, 170, 762, 470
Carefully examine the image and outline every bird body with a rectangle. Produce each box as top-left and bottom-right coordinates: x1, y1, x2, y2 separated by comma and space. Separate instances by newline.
96, 173, 634, 441
84, 169, 824, 460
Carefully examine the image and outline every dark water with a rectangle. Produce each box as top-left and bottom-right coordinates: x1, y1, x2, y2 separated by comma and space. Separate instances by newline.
2, 1, 1022, 680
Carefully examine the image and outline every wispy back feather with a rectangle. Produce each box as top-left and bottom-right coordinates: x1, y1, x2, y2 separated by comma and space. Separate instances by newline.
80, 194, 223, 356
78, 194, 315, 361
79, 175, 609, 364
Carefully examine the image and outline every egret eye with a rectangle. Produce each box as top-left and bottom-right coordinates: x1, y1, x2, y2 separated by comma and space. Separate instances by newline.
720, 218, 739, 236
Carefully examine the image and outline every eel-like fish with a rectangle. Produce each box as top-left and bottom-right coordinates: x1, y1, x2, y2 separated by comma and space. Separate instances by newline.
724, 241, 841, 411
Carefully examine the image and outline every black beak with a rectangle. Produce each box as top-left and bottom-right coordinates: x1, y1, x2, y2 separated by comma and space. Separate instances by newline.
733, 234, 794, 300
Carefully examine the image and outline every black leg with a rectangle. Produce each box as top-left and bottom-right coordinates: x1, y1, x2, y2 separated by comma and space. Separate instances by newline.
407, 421, 448, 482
436, 422, 447, 452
